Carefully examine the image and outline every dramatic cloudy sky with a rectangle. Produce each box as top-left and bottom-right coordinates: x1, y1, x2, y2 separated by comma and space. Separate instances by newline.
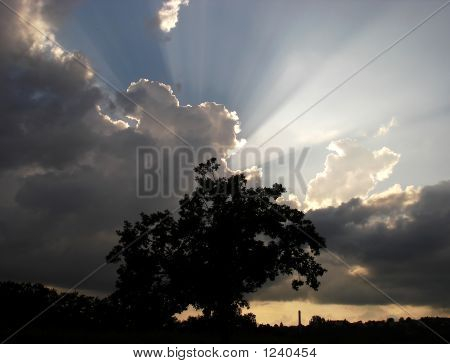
0, 0, 449, 325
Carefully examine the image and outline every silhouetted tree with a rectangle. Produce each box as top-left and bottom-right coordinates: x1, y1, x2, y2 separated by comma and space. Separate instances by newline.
107, 158, 326, 329
106, 211, 188, 328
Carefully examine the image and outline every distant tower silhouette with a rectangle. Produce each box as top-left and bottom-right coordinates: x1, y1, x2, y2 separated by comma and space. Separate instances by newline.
298, 309, 302, 327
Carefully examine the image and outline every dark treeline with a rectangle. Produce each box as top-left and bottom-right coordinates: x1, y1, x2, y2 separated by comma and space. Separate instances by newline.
1, 281, 449, 343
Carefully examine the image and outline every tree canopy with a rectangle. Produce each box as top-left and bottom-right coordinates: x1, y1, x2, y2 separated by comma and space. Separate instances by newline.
107, 158, 326, 328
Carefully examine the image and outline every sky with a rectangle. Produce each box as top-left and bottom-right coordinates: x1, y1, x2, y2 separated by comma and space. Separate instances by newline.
0, 0, 449, 325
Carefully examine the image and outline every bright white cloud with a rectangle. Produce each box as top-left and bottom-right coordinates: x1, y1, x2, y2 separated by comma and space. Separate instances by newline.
157, 0, 189, 33
276, 193, 302, 210
364, 183, 420, 207
304, 139, 400, 209
96, 105, 130, 130
222, 159, 262, 187
113, 79, 243, 157
375, 117, 398, 137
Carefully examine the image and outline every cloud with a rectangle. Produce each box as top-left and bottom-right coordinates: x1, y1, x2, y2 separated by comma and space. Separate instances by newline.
304, 139, 400, 209
348, 265, 369, 277
276, 193, 302, 210
252, 181, 450, 309
222, 159, 262, 187
0, 0, 244, 293
157, 0, 189, 33
0, 1, 104, 172
110, 79, 242, 154
375, 117, 398, 137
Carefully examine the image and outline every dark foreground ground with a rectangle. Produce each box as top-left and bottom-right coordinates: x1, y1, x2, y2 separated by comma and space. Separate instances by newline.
2, 318, 449, 344
1, 282, 449, 343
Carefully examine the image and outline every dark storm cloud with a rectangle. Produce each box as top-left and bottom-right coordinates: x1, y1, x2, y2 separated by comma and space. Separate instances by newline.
0, 1, 103, 171
0, 0, 243, 293
252, 181, 450, 308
